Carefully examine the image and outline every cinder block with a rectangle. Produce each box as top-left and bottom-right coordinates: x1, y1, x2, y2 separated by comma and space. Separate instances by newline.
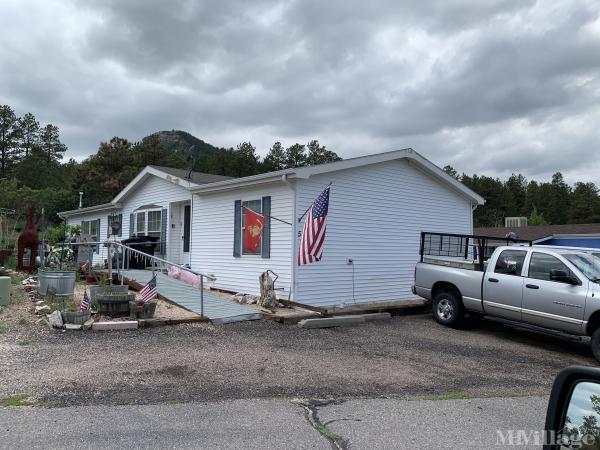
298, 315, 366, 329
92, 321, 138, 331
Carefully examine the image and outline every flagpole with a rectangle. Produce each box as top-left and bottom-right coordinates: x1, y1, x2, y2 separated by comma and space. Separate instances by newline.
297, 182, 332, 223
241, 206, 292, 226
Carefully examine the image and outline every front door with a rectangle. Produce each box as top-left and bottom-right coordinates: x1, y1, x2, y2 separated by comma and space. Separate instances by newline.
482, 248, 528, 321
180, 204, 191, 266
522, 251, 587, 333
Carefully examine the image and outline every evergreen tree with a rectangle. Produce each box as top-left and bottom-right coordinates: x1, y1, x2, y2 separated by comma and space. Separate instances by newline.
0, 105, 21, 177
285, 143, 307, 168
570, 182, 600, 224
547, 172, 571, 225
235, 141, 260, 177
443, 165, 459, 179
306, 140, 342, 166
18, 112, 40, 158
264, 141, 286, 171
39, 124, 67, 165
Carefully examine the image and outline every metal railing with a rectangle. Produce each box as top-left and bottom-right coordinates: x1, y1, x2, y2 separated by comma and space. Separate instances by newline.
61, 239, 215, 317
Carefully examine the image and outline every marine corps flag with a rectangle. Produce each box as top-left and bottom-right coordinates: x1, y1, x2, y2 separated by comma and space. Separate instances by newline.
243, 207, 264, 254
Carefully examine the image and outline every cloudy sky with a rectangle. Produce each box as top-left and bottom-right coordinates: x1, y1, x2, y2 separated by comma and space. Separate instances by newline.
1, 0, 599, 182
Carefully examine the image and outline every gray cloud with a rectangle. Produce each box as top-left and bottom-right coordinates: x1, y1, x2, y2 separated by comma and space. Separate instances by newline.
1, 0, 599, 183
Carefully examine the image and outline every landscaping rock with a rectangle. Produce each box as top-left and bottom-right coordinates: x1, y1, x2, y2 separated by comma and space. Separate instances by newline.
92, 321, 138, 331
35, 300, 46, 306
48, 310, 63, 329
35, 305, 51, 315
82, 318, 94, 330
65, 324, 82, 330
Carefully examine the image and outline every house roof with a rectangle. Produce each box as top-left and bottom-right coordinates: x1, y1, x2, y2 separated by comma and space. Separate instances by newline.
474, 224, 600, 241
190, 148, 485, 205
58, 202, 121, 218
148, 166, 233, 185
111, 166, 232, 204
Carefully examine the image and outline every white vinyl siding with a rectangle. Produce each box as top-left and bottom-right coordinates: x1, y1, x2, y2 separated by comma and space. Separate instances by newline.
294, 159, 473, 308
120, 175, 193, 258
66, 213, 109, 266
191, 183, 294, 297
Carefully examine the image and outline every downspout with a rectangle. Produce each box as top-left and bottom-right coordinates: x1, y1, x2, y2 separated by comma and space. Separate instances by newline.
282, 174, 296, 301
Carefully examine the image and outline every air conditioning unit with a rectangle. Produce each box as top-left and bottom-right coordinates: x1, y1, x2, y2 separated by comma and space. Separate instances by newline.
505, 217, 528, 228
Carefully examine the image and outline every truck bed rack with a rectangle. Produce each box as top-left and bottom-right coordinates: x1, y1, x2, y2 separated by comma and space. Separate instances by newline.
419, 232, 532, 271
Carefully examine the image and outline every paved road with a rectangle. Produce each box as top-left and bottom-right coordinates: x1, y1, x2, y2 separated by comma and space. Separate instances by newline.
0, 396, 548, 449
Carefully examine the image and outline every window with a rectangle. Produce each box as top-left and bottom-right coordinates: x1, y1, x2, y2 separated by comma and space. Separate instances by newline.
241, 199, 262, 255
134, 209, 162, 238
529, 252, 576, 283
564, 253, 600, 281
136, 212, 145, 234
494, 249, 527, 276
81, 220, 98, 237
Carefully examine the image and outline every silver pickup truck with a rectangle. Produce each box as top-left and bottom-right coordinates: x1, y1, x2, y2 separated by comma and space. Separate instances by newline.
413, 233, 600, 361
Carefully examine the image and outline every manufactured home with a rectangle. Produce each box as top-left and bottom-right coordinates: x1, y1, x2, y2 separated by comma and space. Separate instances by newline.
58, 148, 484, 309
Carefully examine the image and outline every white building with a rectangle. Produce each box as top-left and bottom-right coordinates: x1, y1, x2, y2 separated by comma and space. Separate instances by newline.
59, 148, 484, 309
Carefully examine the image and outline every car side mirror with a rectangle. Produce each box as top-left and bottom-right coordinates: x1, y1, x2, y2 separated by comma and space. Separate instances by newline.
550, 269, 579, 285
544, 366, 600, 449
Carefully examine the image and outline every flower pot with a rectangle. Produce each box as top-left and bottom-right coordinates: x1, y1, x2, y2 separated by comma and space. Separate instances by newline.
38, 270, 76, 297
61, 310, 91, 325
129, 300, 157, 319
97, 292, 136, 316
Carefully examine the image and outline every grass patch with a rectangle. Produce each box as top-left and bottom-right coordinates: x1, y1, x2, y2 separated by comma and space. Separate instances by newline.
0, 395, 33, 407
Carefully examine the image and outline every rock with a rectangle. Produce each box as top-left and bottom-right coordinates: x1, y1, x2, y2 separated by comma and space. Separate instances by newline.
35, 305, 51, 315
245, 294, 259, 305
48, 310, 63, 329
35, 300, 46, 306
258, 272, 278, 309
232, 293, 246, 304
82, 318, 94, 330
65, 324, 82, 330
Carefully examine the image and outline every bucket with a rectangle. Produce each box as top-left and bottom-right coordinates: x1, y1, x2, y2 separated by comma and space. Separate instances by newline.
38, 270, 76, 297
0, 276, 10, 306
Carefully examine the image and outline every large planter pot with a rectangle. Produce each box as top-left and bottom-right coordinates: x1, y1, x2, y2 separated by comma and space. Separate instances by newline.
129, 300, 157, 319
97, 292, 136, 316
61, 310, 91, 325
38, 270, 76, 297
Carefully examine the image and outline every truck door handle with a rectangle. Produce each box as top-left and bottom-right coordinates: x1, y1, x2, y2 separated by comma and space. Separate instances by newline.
526, 284, 539, 289
488, 278, 499, 283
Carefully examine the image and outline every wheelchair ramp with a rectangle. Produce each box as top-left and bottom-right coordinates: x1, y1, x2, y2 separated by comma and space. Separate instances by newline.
121, 270, 262, 323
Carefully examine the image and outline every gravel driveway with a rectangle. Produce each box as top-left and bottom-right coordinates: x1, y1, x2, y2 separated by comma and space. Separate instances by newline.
1, 304, 597, 408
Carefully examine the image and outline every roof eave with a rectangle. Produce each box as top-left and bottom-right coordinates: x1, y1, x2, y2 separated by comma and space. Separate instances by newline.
58, 203, 122, 219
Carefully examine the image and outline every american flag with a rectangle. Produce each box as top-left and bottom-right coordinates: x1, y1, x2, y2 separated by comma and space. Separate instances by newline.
140, 275, 158, 303
298, 186, 330, 265
80, 290, 90, 311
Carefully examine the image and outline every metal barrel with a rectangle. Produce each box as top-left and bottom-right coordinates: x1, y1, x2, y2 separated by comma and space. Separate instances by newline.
38, 270, 76, 297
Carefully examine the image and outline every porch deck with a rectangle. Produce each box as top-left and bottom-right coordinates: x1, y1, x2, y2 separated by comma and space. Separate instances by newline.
120, 269, 262, 324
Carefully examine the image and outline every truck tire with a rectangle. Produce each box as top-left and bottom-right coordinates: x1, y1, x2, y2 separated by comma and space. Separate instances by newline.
432, 291, 465, 328
590, 328, 600, 363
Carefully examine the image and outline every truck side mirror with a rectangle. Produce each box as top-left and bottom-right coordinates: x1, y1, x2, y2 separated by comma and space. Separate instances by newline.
544, 366, 600, 449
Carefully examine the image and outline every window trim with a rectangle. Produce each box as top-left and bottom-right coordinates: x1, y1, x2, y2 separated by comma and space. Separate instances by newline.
134, 208, 162, 237
81, 219, 98, 238
241, 199, 262, 256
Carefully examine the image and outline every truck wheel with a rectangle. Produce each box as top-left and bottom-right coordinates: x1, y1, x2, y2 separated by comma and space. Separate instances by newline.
590, 328, 600, 363
433, 291, 465, 328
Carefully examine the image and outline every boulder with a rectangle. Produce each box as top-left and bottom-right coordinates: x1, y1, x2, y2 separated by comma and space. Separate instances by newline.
82, 318, 94, 330
35, 305, 51, 315
258, 272, 278, 309
48, 310, 63, 329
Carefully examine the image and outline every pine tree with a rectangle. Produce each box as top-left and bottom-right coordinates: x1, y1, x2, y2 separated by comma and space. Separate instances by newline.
285, 143, 307, 168
0, 105, 21, 177
264, 141, 286, 171
306, 140, 342, 166
39, 124, 67, 165
18, 112, 40, 158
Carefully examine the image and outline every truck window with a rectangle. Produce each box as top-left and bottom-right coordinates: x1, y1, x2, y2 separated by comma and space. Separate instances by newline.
494, 250, 527, 276
528, 253, 574, 282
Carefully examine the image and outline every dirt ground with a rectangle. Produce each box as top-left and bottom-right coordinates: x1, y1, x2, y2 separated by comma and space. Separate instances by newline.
0, 282, 598, 408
